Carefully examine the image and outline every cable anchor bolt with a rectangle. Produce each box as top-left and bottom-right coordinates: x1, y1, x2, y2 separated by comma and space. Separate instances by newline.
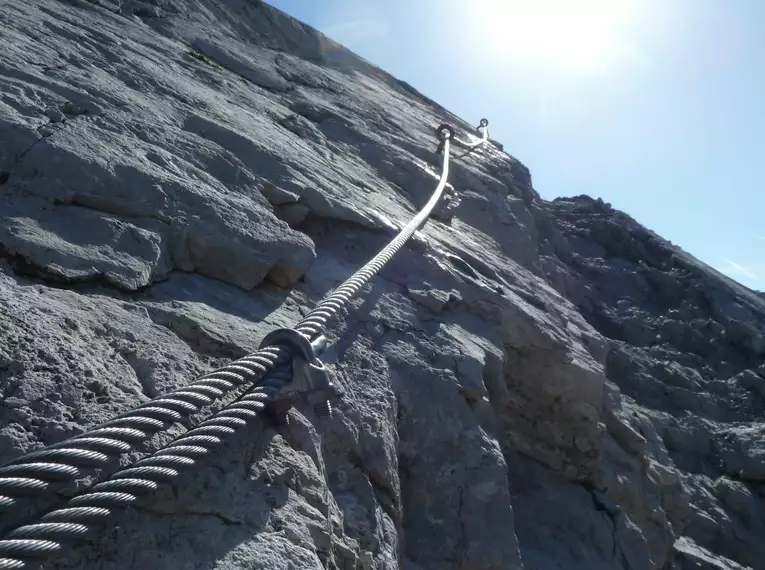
259, 329, 344, 426
435, 123, 455, 155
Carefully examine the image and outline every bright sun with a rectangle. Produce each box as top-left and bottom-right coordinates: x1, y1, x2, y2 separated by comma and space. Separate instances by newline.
477, 0, 635, 75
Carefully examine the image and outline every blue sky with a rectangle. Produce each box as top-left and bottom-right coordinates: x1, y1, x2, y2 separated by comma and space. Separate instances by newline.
269, 0, 763, 291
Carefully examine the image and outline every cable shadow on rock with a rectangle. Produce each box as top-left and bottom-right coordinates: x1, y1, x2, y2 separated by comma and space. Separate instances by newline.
292, 212, 417, 297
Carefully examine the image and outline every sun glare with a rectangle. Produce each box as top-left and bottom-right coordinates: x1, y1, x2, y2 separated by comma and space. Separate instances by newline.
477, 0, 635, 75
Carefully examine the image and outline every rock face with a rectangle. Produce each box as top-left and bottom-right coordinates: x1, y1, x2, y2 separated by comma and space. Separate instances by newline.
0, 2, 763, 570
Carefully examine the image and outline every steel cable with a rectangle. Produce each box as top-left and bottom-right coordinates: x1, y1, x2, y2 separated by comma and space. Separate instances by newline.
0, 120, 488, 569
0, 364, 293, 569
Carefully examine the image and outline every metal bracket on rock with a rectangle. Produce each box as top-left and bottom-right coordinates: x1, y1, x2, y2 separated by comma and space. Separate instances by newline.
435, 123, 455, 155
258, 328, 343, 426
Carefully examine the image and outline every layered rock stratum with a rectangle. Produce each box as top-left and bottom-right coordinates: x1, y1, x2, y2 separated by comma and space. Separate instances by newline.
1, 2, 764, 569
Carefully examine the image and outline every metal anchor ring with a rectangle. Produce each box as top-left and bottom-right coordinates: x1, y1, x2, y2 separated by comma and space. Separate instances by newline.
435, 124, 455, 155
